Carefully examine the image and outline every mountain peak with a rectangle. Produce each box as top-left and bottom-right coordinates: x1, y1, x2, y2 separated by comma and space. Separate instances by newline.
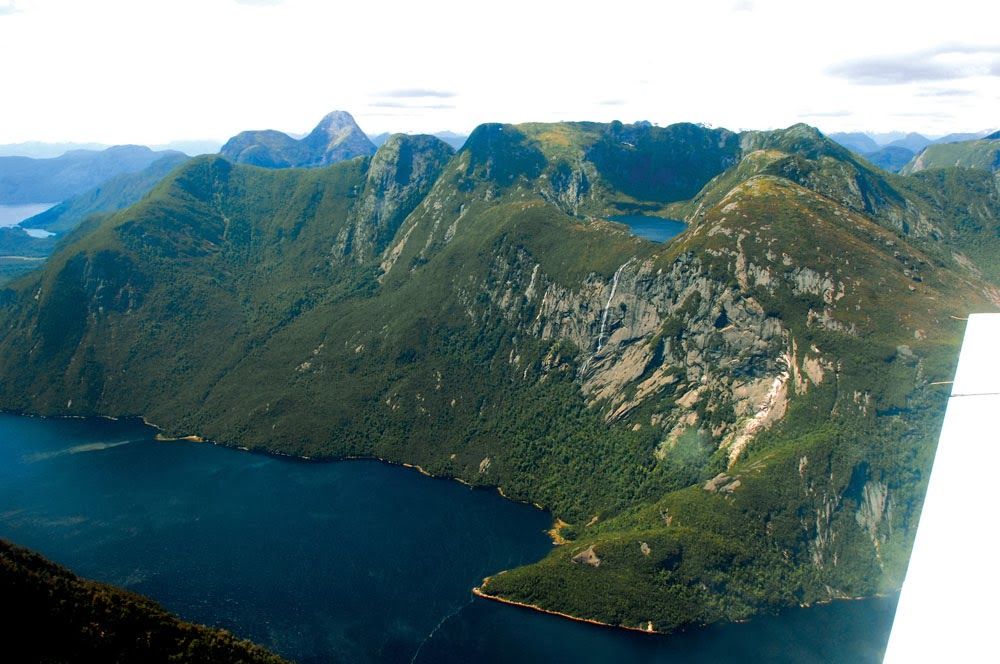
308, 111, 366, 145
781, 123, 826, 140
221, 111, 375, 169
740, 123, 844, 161
313, 110, 360, 133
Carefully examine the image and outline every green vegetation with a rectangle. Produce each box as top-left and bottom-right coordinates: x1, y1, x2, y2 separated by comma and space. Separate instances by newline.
23, 152, 190, 234
0, 119, 995, 635
0, 539, 286, 663
0, 153, 192, 285
891, 167, 1000, 283
901, 137, 1000, 174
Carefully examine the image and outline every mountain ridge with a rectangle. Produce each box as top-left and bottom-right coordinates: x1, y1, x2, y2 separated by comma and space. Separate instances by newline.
901, 135, 1000, 175
0, 118, 996, 634
829, 129, 997, 174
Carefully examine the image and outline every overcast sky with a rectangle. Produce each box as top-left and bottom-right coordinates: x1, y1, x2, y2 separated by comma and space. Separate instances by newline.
0, 0, 997, 144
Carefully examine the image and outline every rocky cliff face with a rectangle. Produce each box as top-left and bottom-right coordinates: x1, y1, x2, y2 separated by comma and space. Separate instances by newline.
332, 134, 454, 263
469, 246, 789, 467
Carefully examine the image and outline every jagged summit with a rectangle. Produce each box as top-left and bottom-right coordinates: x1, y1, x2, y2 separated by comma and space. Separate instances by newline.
220, 110, 375, 168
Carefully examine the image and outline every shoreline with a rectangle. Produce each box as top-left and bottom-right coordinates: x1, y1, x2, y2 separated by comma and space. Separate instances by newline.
0, 407, 564, 534
473, 583, 900, 637
135, 414, 561, 524
547, 518, 571, 545
0, 408, 898, 638
2, 410, 668, 640
1, 408, 664, 638
472, 584, 657, 634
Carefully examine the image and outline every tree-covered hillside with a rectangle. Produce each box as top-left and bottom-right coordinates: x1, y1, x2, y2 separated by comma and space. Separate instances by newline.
22, 152, 191, 235
0, 539, 287, 663
0, 120, 996, 633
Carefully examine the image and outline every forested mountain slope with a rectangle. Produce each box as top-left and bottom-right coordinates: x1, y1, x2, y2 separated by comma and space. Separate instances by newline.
0, 540, 287, 663
21, 152, 191, 235
0, 121, 995, 632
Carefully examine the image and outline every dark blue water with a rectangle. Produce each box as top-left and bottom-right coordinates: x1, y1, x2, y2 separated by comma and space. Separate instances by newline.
608, 215, 686, 243
0, 414, 897, 663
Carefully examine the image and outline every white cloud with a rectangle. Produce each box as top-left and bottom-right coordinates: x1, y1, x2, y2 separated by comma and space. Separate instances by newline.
377, 89, 455, 98
829, 45, 1000, 85
0, 0, 998, 142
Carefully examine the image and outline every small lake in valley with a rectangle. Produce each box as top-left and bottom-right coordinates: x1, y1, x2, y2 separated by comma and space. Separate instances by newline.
608, 215, 687, 243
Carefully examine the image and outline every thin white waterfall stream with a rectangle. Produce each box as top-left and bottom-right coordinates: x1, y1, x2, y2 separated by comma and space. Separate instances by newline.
596, 259, 632, 352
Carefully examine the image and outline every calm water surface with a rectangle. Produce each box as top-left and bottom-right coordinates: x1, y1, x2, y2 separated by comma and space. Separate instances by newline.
608, 215, 686, 243
0, 202, 56, 227
0, 414, 896, 663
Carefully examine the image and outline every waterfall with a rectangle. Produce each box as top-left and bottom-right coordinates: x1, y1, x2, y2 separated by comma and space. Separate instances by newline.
596, 259, 632, 352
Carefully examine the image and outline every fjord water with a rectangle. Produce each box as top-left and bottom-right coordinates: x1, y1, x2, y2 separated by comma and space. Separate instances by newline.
0, 414, 896, 663
0, 202, 55, 227
608, 214, 686, 243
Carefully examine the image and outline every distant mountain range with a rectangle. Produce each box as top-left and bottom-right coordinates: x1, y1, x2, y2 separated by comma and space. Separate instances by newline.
0, 113, 470, 284
22, 152, 191, 235
220, 111, 376, 168
902, 134, 1000, 174
0, 140, 222, 159
1, 128, 469, 162
828, 129, 996, 173
0, 145, 184, 205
